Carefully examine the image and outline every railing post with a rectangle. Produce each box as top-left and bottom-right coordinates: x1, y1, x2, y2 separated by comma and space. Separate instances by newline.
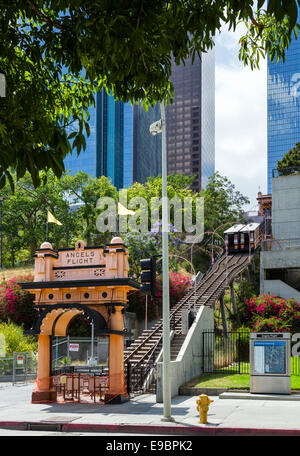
220, 293, 228, 338
202, 331, 205, 374
127, 362, 131, 395
238, 332, 241, 374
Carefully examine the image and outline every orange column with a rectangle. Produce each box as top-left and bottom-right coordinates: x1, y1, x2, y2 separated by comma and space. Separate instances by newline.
36, 334, 51, 391
109, 306, 125, 396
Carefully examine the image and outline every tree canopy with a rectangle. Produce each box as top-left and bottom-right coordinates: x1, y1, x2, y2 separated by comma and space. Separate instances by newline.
0, 0, 299, 186
277, 142, 300, 174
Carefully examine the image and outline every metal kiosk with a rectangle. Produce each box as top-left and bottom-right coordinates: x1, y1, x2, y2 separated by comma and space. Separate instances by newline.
250, 333, 291, 395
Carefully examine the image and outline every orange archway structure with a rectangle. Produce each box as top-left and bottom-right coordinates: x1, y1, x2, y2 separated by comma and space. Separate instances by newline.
20, 237, 139, 404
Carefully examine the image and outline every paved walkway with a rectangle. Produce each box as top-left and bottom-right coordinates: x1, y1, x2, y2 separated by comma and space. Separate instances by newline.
1, 383, 300, 435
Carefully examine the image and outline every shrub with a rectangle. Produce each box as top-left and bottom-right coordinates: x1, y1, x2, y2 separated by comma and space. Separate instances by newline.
127, 272, 192, 321
243, 294, 300, 332
0, 321, 37, 355
0, 273, 36, 330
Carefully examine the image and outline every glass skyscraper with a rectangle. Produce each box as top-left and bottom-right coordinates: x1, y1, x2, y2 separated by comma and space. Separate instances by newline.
64, 91, 161, 189
267, 9, 300, 193
96, 90, 124, 190
166, 49, 215, 192
64, 105, 97, 178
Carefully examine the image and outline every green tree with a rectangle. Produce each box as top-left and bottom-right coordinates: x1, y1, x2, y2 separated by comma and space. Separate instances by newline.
0, 1, 299, 186
189, 172, 250, 270
1, 171, 78, 265
277, 142, 300, 174
200, 172, 250, 233
60, 171, 118, 246
125, 173, 198, 232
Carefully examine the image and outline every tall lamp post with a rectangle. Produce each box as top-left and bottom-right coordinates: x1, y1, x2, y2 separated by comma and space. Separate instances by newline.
150, 101, 174, 422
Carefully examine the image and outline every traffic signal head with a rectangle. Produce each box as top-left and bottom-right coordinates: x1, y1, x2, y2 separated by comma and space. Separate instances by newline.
140, 257, 156, 297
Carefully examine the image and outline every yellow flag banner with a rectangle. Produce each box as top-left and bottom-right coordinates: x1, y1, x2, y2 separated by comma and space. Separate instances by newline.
47, 210, 62, 225
117, 202, 135, 216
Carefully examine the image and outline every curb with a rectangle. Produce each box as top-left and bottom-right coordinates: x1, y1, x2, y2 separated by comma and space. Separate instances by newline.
1, 421, 300, 436
179, 387, 247, 396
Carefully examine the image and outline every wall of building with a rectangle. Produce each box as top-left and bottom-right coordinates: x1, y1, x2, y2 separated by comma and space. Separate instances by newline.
201, 48, 215, 189
260, 174, 300, 299
165, 50, 215, 192
156, 305, 214, 402
272, 174, 300, 239
262, 280, 300, 301
132, 102, 162, 186
267, 4, 300, 193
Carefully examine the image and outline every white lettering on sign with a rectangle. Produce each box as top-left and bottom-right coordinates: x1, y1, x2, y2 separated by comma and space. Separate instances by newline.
69, 344, 79, 352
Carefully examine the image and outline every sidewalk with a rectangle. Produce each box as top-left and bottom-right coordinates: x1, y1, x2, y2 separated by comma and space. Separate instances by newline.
1, 382, 300, 435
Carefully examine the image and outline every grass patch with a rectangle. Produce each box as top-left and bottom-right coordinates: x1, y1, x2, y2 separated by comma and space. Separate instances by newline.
0, 265, 33, 281
193, 373, 250, 390
191, 373, 300, 390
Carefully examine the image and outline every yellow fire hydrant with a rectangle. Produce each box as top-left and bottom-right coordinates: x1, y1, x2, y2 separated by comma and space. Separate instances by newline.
196, 394, 214, 424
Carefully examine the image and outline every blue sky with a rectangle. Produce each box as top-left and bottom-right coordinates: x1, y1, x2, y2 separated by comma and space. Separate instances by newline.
214, 23, 267, 210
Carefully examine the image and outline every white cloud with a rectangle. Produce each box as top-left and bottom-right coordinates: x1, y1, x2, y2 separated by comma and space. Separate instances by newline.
215, 26, 267, 210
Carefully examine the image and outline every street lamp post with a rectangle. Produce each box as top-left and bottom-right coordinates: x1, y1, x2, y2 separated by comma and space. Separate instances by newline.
150, 101, 174, 422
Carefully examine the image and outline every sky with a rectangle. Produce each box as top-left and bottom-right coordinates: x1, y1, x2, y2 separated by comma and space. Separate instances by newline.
214, 23, 267, 211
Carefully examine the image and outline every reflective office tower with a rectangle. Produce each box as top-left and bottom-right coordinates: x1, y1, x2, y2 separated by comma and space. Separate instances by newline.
64, 91, 161, 189
267, 6, 300, 194
64, 105, 97, 178
96, 90, 124, 190
123, 102, 162, 188
166, 50, 215, 192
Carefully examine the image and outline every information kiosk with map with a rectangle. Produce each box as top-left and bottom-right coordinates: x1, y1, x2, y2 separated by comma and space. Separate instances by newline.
250, 333, 291, 394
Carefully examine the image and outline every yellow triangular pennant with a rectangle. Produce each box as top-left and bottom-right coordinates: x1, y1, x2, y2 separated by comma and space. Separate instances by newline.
117, 202, 135, 216
47, 210, 62, 225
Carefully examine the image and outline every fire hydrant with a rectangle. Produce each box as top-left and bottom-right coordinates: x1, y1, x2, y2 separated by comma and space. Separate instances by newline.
196, 394, 214, 424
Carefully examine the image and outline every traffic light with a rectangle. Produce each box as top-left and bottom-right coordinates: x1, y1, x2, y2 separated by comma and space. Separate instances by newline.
140, 257, 156, 297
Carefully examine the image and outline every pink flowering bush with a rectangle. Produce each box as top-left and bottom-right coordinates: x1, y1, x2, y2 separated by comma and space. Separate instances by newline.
127, 272, 192, 321
0, 274, 37, 330
243, 294, 300, 332
155, 273, 192, 308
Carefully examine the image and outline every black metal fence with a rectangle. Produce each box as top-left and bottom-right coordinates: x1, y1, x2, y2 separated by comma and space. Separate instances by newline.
125, 361, 156, 395
202, 330, 300, 376
202, 330, 250, 375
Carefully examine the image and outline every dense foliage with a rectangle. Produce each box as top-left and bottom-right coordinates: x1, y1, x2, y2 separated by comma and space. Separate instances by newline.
0, 321, 37, 354
0, 171, 201, 267
127, 272, 192, 321
240, 294, 300, 332
123, 222, 185, 278
0, 274, 36, 330
0, 1, 299, 184
277, 142, 300, 174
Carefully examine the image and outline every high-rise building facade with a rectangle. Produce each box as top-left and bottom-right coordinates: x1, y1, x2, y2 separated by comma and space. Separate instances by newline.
131, 102, 162, 186
64, 105, 97, 178
64, 91, 161, 189
96, 90, 124, 190
267, 7, 300, 194
166, 50, 215, 192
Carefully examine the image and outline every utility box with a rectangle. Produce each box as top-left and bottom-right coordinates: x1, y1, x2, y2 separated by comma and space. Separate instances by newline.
250, 332, 291, 395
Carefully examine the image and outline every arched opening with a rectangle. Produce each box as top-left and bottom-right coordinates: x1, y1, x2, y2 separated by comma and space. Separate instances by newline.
29, 303, 109, 377
51, 311, 109, 376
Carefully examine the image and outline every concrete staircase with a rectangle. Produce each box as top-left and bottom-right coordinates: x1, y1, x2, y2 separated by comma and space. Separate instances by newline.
145, 334, 187, 394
